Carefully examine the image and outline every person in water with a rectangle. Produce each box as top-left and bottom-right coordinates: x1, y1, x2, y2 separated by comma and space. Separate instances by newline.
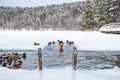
59, 41, 64, 52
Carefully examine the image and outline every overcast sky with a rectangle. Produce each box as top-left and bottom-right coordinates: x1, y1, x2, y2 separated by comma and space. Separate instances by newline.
0, 0, 84, 7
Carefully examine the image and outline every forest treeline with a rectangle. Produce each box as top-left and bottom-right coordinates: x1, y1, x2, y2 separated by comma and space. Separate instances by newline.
0, 0, 120, 30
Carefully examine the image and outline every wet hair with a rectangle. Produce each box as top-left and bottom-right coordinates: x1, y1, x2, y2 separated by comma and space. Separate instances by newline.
59, 41, 64, 45
15, 53, 18, 55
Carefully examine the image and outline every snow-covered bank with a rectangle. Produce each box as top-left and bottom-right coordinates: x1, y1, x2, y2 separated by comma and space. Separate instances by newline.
0, 66, 120, 80
0, 31, 120, 51
99, 23, 120, 32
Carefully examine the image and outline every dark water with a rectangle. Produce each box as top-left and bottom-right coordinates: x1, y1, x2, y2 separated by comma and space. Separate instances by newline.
0, 44, 120, 70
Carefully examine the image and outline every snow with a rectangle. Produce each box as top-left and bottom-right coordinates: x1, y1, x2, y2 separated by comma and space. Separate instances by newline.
0, 0, 84, 7
0, 31, 120, 51
0, 31, 120, 80
99, 23, 120, 32
0, 66, 120, 80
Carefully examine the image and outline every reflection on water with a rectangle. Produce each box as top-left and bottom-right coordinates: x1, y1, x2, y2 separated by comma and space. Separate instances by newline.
0, 44, 120, 70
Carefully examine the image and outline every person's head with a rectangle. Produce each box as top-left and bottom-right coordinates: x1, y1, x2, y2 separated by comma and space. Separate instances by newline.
59, 41, 64, 45
52, 41, 55, 44
15, 53, 18, 56
48, 41, 51, 45
23, 53, 26, 55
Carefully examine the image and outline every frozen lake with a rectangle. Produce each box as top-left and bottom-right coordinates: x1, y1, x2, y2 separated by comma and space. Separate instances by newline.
0, 31, 120, 70
0, 44, 120, 70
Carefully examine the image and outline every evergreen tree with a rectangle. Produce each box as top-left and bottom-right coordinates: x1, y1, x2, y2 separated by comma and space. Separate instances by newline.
109, 0, 120, 22
94, 0, 111, 28
83, 0, 94, 29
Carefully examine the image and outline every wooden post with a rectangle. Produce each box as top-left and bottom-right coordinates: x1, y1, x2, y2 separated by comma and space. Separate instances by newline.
38, 48, 43, 70
116, 54, 120, 67
72, 47, 78, 70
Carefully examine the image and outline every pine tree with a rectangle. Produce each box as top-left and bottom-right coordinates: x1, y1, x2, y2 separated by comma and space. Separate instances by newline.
94, 0, 111, 28
83, 0, 94, 29
109, 0, 120, 22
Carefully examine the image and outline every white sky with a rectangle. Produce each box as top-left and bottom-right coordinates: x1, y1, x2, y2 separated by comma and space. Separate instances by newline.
0, 0, 84, 7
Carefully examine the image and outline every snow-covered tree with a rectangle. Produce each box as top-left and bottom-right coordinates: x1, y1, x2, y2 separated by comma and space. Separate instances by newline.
94, 0, 109, 28
83, 0, 94, 29
0, 2, 84, 30
109, 0, 120, 23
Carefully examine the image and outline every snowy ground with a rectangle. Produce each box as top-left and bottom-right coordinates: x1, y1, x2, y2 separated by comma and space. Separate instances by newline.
0, 31, 120, 80
0, 66, 120, 80
0, 31, 120, 51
